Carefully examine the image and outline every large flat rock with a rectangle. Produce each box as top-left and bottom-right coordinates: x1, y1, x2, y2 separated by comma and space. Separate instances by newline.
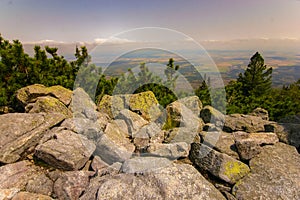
232, 142, 300, 200
80, 164, 226, 200
0, 113, 65, 164
35, 129, 96, 170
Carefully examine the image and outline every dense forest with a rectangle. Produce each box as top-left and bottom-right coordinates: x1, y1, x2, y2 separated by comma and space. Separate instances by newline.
0, 34, 299, 121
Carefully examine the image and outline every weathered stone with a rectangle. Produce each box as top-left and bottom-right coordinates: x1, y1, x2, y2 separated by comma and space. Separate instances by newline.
35, 129, 96, 170
0, 113, 65, 164
60, 118, 103, 141
16, 84, 72, 106
121, 157, 172, 174
147, 142, 190, 159
26, 96, 71, 117
164, 127, 199, 144
116, 109, 148, 136
69, 87, 98, 121
223, 114, 267, 133
190, 143, 250, 184
104, 120, 135, 153
0, 188, 20, 200
200, 105, 225, 125
91, 156, 122, 176
91, 156, 109, 172
26, 173, 53, 196
128, 91, 161, 121
201, 131, 240, 160
250, 107, 269, 120
95, 134, 133, 165
233, 131, 279, 160
232, 142, 300, 200
81, 164, 226, 200
164, 100, 202, 130
53, 171, 94, 200
12, 192, 52, 200
97, 95, 124, 119
178, 95, 203, 117
0, 161, 42, 190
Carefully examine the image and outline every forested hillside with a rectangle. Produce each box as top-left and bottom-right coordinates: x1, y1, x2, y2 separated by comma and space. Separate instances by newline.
0, 34, 299, 121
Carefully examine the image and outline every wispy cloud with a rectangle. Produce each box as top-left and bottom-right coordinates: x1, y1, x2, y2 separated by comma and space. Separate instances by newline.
94, 36, 135, 45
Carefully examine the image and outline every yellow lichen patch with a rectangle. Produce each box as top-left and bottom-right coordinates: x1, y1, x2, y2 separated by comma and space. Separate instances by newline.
223, 160, 250, 183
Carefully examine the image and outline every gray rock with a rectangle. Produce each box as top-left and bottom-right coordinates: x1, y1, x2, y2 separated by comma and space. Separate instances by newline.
164, 100, 203, 130
95, 134, 133, 165
233, 131, 279, 160
190, 143, 250, 184
97, 94, 125, 119
0, 113, 65, 164
26, 96, 72, 118
116, 109, 148, 136
53, 171, 94, 200
16, 84, 72, 107
232, 142, 300, 200
250, 107, 269, 120
60, 118, 103, 141
0, 161, 42, 190
12, 192, 53, 200
35, 129, 96, 170
121, 157, 172, 174
81, 164, 226, 200
147, 142, 190, 159
69, 87, 98, 121
223, 114, 268, 133
164, 127, 199, 144
201, 131, 240, 160
177, 95, 203, 117
200, 105, 225, 125
26, 173, 53, 196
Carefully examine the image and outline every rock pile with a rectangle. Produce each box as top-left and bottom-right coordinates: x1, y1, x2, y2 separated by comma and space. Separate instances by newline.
0, 84, 299, 200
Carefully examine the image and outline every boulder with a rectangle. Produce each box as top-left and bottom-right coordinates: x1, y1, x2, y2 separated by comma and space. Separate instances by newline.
147, 142, 190, 159
164, 100, 202, 130
34, 129, 96, 170
12, 192, 53, 200
232, 142, 300, 199
163, 127, 199, 144
0, 188, 20, 200
53, 171, 94, 200
200, 105, 225, 126
250, 107, 269, 120
103, 120, 135, 153
200, 131, 240, 160
233, 131, 279, 160
121, 157, 172, 174
26, 173, 53, 196
190, 143, 250, 184
69, 87, 98, 121
128, 91, 161, 121
178, 95, 203, 117
97, 95, 124, 118
26, 96, 72, 117
133, 122, 164, 151
16, 84, 72, 106
0, 161, 42, 190
60, 118, 103, 141
116, 109, 148, 137
95, 134, 134, 165
223, 114, 267, 133
81, 164, 226, 200
0, 113, 65, 164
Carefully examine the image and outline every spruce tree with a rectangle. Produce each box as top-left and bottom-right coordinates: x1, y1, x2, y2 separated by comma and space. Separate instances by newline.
237, 52, 272, 96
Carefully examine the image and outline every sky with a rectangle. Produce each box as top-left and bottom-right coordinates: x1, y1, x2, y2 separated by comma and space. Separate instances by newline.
1, 0, 300, 43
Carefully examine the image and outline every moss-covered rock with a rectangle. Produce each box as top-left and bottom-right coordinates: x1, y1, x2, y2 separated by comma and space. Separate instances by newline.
190, 143, 250, 184
26, 96, 72, 117
97, 95, 124, 118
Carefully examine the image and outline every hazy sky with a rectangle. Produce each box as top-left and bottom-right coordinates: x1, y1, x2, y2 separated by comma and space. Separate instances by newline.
0, 0, 300, 42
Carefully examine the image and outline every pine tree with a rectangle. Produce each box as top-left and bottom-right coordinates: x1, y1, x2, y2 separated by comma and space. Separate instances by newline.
237, 52, 272, 96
